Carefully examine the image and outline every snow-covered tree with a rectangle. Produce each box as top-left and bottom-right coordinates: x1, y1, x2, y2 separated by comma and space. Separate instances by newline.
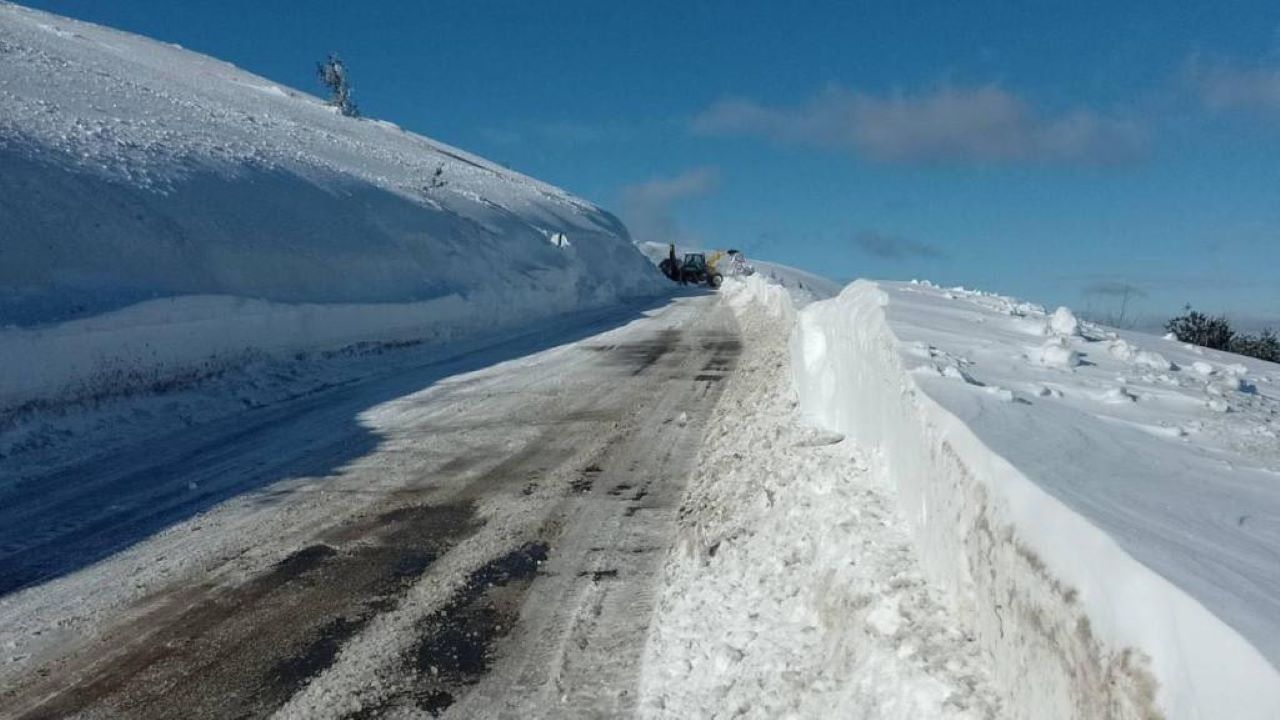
316, 53, 358, 117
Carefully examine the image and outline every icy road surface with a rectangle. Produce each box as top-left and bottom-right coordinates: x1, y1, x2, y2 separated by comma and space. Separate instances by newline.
0, 294, 740, 719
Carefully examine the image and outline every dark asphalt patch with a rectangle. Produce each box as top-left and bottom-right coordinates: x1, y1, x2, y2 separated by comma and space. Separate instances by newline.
586, 328, 684, 376
10, 503, 478, 720
273, 543, 339, 581
410, 541, 550, 715
271, 615, 364, 691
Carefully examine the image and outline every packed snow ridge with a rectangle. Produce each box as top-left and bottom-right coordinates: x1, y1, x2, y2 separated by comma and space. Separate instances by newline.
642, 277, 1006, 719
0, 2, 663, 413
792, 279, 1280, 720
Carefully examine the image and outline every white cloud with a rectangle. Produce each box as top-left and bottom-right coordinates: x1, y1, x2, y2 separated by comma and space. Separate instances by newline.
622, 166, 719, 205
620, 167, 719, 245
692, 84, 1147, 166
1187, 56, 1280, 112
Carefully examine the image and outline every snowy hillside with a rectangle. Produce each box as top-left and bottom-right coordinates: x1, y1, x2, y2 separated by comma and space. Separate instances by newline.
0, 2, 662, 411
793, 280, 1280, 719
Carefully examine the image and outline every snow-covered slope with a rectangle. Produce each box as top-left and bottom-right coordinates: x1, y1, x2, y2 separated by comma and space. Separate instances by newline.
0, 2, 662, 411
793, 280, 1280, 719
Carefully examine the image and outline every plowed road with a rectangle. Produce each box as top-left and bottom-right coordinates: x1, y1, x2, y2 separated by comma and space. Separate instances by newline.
0, 294, 737, 719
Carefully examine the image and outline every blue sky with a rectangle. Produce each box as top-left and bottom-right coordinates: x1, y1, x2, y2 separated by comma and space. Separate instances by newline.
21, 0, 1280, 327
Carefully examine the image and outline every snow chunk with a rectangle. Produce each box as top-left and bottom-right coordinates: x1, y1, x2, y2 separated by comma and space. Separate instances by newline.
939, 365, 981, 385
1135, 350, 1173, 371
1036, 338, 1081, 368
1107, 338, 1139, 362
1112, 340, 1174, 371
1046, 306, 1080, 337
1099, 386, 1138, 404
984, 386, 1015, 402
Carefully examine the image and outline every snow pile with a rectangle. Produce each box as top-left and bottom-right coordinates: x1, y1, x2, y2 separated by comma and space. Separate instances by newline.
0, 3, 663, 412
1046, 306, 1081, 337
792, 279, 1280, 720
1106, 338, 1174, 371
641, 278, 1004, 718
1036, 337, 1082, 368
718, 275, 794, 321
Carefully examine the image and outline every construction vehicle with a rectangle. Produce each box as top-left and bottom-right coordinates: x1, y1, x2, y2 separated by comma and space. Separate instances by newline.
659, 257, 680, 282
680, 252, 723, 288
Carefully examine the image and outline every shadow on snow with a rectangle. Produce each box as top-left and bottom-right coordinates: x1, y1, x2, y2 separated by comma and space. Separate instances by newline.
0, 292, 702, 597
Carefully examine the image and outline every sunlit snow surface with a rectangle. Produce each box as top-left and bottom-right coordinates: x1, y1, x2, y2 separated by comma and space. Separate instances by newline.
0, 2, 662, 408
794, 279, 1280, 719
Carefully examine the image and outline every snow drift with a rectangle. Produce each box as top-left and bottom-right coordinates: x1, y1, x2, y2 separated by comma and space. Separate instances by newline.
793, 280, 1280, 719
0, 2, 662, 412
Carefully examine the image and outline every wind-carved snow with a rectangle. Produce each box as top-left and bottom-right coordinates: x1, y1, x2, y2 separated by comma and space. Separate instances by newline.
793, 279, 1280, 720
0, 2, 663, 413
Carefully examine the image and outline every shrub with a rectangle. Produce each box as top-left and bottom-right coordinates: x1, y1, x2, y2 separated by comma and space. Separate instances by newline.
1165, 306, 1234, 350
1166, 306, 1278, 363
1231, 329, 1280, 363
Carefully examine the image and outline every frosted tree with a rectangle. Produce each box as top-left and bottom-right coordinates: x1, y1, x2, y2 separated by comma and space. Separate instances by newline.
316, 53, 358, 117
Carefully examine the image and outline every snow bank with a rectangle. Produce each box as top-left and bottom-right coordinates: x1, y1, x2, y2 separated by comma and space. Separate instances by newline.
642, 275, 1004, 718
0, 3, 663, 412
750, 259, 844, 306
1, 289, 578, 412
793, 280, 1280, 720
718, 275, 794, 321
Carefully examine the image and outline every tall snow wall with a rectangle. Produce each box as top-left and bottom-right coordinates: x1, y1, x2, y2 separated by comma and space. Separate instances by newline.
0, 3, 663, 413
791, 280, 1280, 720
